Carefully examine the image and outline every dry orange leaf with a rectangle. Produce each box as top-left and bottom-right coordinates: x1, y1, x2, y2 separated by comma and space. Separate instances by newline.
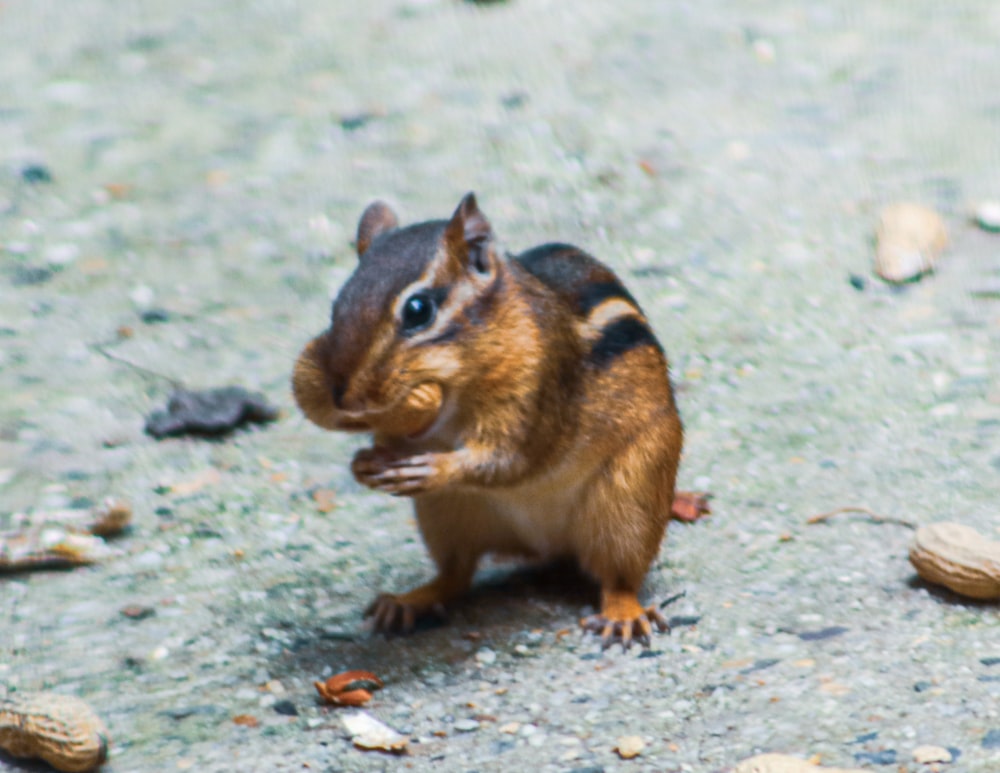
315, 670, 384, 706
311, 488, 337, 513
232, 714, 259, 728
170, 468, 222, 496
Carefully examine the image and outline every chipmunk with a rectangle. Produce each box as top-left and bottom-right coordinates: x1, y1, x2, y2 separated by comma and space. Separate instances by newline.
293, 193, 708, 649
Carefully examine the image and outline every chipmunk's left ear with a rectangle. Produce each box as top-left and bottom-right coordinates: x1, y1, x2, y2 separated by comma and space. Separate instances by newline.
445, 192, 494, 273
356, 200, 399, 258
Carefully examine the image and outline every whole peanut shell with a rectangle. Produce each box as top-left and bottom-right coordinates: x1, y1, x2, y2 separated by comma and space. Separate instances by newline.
909, 521, 1000, 600
0, 692, 108, 772
734, 754, 866, 773
370, 382, 443, 437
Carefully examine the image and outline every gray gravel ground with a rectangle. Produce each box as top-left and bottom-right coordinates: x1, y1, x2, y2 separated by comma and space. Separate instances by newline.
2, 1, 999, 771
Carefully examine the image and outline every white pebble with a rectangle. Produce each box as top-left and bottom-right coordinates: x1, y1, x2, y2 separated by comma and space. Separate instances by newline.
475, 648, 497, 665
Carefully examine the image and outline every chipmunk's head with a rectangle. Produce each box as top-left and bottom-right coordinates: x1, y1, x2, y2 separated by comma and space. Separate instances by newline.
292, 192, 502, 437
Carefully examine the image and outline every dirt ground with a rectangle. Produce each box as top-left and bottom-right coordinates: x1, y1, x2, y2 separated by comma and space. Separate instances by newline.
1, 1, 998, 771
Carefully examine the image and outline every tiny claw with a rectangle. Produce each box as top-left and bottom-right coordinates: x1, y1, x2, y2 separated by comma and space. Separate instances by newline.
401, 604, 416, 633
600, 623, 615, 650
620, 622, 634, 650
648, 607, 671, 633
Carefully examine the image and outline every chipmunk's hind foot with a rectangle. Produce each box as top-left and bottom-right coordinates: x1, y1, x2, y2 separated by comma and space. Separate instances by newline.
580, 589, 670, 650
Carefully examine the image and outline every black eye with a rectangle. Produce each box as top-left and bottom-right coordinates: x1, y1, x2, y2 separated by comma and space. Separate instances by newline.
401, 292, 435, 332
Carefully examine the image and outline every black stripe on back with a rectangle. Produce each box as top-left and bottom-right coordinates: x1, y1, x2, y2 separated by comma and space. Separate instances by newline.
576, 280, 639, 316
516, 243, 641, 318
589, 317, 662, 369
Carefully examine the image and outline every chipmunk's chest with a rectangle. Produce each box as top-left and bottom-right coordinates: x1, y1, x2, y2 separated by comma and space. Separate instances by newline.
482, 450, 598, 557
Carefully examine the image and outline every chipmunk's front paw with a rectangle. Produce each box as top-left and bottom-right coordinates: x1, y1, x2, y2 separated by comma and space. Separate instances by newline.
364, 593, 448, 635
580, 590, 670, 650
351, 448, 452, 496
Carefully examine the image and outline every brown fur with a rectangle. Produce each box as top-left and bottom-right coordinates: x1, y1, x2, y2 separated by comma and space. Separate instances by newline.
293, 193, 688, 649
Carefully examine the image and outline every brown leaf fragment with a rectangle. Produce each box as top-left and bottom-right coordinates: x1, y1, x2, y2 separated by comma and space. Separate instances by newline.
232, 714, 259, 728
119, 605, 155, 620
311, 488, 337, 513
89, 499, 132, 536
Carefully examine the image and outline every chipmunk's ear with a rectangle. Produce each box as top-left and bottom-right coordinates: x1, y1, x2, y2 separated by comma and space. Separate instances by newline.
444, 192, 494, 273
356, 201, 399, 258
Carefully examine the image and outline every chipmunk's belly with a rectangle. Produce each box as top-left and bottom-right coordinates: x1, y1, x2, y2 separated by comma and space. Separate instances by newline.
485, 464, 590, 558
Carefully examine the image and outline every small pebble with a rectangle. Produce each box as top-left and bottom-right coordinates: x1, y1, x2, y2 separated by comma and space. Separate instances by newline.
973, 200, 1000, 232
272, 699, 298, 716
873, 202, 947, 283
141, 307, 172, 324
911, 745, 952, 763
21, 164, 53, 184
120, 604, 156, 620
10, 265, 54, 286
454, 719, 480, 732
854, 749, 896, 765
45, 243, 79, 266
130, 284, 155, 308
615, 735, 644, 759
983, 729, 1000, 749
475, 647, 497, 665
797, 626, 848, 641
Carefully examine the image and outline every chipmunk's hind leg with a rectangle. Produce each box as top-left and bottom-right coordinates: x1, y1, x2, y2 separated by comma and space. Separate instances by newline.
576, 415, 680, 650
365, 558, 475, 634
365, 491, 497, 635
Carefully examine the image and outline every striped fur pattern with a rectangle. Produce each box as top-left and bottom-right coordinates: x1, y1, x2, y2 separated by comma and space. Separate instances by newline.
292, 193, 684, 648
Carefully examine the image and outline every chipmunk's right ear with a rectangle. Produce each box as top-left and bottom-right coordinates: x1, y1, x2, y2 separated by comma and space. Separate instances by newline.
356, 201, 399, 258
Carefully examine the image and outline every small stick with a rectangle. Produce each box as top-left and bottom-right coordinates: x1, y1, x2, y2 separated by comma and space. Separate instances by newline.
658, 590, 687, 609
807, 506, 916, 530
90, 340, 182, 388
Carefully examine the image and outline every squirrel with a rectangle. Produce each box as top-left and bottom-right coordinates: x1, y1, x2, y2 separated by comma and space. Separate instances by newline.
292, 193, 709, 649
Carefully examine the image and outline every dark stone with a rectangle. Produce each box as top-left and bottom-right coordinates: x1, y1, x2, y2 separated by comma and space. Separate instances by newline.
160, 705, 223, 720
853, 749, 896, 765
567, 768, 605, 773
490, 740, 516, 754
848, 273, 866, 291
273, 699, 298, 716
21, 164, 53, 183
668, 615, 702, 627
740, 658, 780, 675
144, 386, 279, 439
983, 729, 1000, 749
500, 91, 529, 110
798, 625, 849, 641
851, 731, 878, 744
913, 680, 932, 692
10, 265, 54, 286
120, 605, 156, 621
982, 656, 1000, 667
140, 307, 172, 324
637, 649, 662, 659
340, 113, 375, 131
